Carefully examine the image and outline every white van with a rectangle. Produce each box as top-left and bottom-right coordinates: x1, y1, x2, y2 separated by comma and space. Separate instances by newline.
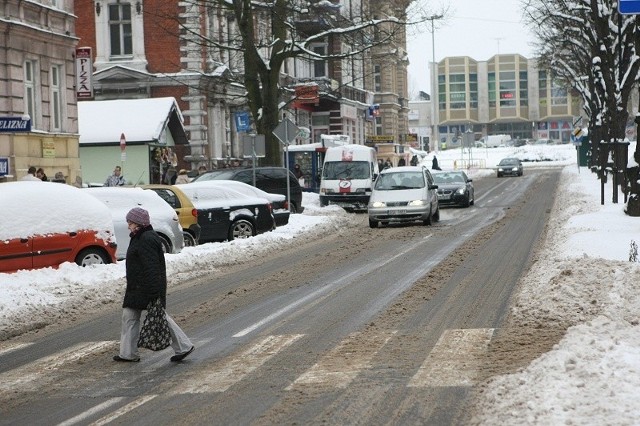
481, 134, 512, 148
319, 144, 378, 211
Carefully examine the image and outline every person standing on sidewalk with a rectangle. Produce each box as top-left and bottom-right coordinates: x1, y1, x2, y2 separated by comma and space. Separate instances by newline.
113, 207, 195, 363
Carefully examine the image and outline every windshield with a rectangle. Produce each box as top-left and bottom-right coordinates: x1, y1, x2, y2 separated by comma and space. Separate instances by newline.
499, 159, 519, 166
432, 172, 465, 184
322, 161, 371, 180
374, 172, 425, 190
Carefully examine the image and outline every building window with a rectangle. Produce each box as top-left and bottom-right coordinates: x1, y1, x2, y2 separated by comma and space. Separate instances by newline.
519, 70, 528, 106
488, 72, 496, 107
448, 74, 466, 109
550, 81, 568, 106
499, 71, 516, 107
109, 3, 133, 57
24, 60, 38, 129
375, 116, 382, 136
538, 70, 547, 100
469, 73, 478, 108
374, 65, 381, 92
50, 65, 63, 131
438, 74, 446, 110
311, 43, 327, 78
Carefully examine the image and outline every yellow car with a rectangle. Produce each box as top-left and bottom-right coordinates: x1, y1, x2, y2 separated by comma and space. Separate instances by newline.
143, 184, 200, 246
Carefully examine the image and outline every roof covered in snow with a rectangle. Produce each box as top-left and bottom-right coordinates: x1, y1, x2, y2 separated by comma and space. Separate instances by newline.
77, 97, 188, 146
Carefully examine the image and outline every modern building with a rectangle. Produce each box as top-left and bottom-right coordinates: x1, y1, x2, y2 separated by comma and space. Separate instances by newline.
0, 0, 81, 183
411, 54, 584, 151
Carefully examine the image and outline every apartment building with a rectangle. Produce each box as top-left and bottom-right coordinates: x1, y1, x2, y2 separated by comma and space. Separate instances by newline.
410, 54, 583, 151
0, 0, 81, 182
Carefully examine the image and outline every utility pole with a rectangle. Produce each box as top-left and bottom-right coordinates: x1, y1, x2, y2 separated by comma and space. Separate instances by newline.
427, 14, 444, 153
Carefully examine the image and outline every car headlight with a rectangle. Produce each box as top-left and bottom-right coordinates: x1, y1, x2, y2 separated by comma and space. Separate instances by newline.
456, 187, 465, 195
498, 167, 504, 171
408, 200, 426, 207
370, 201, 386, 208
511, 167, 518, 171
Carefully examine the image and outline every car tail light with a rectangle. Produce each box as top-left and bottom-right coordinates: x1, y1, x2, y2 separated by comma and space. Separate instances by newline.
267, 203, 273, 213
191, 208, 198, 218
283, 200, 289, 211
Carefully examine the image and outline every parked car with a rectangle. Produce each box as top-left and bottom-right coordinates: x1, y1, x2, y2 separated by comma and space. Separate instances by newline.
367, 166, 440, 228
191, 180, 290, 227
0, 182, 117, 272
176, 182, 276, 242
191, 167, 304, 213
84, 187, 184, 259
432, 171, 475, 207
497, 158, 524, 177
142, 184, 201, 246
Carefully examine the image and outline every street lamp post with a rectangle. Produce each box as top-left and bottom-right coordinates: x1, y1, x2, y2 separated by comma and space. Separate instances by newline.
427, 14, 443, 153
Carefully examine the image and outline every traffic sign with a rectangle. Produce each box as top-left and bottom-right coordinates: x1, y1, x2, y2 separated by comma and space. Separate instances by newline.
273, 118, 299, 146
619, 0, 640, 14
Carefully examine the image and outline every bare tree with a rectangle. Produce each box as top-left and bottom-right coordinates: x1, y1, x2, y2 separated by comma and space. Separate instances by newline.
155, 0, 443, 165
523, 0, 640, 211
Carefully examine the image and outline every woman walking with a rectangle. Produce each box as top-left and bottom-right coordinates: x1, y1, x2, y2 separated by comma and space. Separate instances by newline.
113, 207, 194, 362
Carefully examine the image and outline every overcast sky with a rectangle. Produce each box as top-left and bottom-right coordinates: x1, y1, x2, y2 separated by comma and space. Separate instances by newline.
407, 0, 536, 97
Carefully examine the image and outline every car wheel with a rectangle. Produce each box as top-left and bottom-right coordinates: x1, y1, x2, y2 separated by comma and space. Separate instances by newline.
433, 206, 440, 222
229, 219, 254, 240
369, 219, 379, 228
183, 231, 197, 247
423, 207, 432, 226
289, 202, 298, 214
158, 235, 171, 253
75, 248, 110, 267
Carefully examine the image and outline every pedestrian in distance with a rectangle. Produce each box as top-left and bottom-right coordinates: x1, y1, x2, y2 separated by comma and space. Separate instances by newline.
432, 156, 442, 171
21, 166, 41, 181
104, 166, 125, 186
293, 164, 304, 179
175, 169, 190, 184
113, 207, 195, 363
36, 167, 48, 181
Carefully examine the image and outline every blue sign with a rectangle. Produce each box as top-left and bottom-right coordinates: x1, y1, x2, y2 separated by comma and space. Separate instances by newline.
619, 0, 640, 14
0, 157, 9, 176
0, 117, 31, 132
234, 112, 251, 132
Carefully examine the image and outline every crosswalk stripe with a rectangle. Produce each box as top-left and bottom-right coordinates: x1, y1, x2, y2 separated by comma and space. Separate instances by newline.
174, 334, 304, 394
89, 395, 158, 426
408, 328, 494, 388
0, 341, 115, 392
287, 331, 396, 390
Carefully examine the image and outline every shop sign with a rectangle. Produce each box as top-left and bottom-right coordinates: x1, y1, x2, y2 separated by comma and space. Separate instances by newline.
42, 141, 56, 158
75, 47, 94, 99
294, 84, 319, 105
0, 116, 31, 132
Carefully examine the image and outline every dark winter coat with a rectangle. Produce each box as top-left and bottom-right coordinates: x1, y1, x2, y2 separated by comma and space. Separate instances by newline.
123, 225, 167, 310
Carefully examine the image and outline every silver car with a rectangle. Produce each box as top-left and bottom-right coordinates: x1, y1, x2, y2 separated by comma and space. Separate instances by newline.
368, 166, 440, 228
85, 187, 184, 259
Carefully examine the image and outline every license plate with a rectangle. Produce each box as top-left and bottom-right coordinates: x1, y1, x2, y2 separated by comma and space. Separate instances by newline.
395, 209, 407, 214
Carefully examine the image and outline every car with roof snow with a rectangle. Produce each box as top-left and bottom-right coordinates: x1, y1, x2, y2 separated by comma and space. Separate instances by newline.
190, 180, 290, 227
176, 182, 275, 242
0, 182, 118, 272
191, 167, 304, 213
84, 187, 184, 259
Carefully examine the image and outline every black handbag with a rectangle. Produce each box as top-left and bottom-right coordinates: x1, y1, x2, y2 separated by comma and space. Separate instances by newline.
137, 298, 172, 351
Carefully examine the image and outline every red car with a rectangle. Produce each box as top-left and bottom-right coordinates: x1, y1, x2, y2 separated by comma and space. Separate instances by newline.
0, 182, 117, 273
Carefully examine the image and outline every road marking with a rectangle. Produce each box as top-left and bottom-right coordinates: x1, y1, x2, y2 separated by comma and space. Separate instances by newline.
408, 328, 494, 388
174, 334, 304, 394
0, 342, 33, 356
57, 397, 125, 426
234, 238, 429, 338
0, 341, 115, 392
89, 395, 157, 426
287, 331, 396, 390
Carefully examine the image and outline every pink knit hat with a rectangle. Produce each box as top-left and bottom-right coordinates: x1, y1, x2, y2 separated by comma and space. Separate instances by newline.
126, 207, 150, 227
